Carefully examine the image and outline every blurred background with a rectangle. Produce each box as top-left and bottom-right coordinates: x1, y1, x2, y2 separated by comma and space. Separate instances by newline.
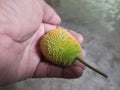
0, 0, 120, 90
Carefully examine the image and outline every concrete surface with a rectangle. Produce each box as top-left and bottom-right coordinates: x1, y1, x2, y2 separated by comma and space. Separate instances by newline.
0, 0, 120, 90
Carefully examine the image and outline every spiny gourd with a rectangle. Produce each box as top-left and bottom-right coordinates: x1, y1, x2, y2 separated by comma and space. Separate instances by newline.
40, 29, 108, 78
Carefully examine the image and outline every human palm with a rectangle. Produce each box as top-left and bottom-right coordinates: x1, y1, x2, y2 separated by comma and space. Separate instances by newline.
0, 0, 85, 86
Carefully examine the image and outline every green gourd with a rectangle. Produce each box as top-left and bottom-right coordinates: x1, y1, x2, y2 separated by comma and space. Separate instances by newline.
40, 29, 108, 78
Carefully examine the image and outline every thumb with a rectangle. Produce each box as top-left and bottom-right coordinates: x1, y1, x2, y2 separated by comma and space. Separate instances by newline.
42, 2, 61, 25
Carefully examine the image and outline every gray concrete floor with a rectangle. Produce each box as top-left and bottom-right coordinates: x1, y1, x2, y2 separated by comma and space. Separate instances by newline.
0, 0, 120, 90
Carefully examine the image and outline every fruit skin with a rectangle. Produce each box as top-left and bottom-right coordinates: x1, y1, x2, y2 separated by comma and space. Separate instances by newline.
40, 29, 108, 78
40, 29, 82, 67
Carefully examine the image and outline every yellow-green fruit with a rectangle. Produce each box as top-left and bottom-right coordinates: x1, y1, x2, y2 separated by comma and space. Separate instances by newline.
40, 28, 108, 78
40, 29, 81, 66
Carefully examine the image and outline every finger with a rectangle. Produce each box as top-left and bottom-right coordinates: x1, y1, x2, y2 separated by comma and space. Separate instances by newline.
44, 23, 57, 33
74, 61, 86, 70
62, 63, 84, 79
43, 3, 61, 25
33, 62, 63, 78
68, 30, 84, 44
33, 61, 84, 79
81, 49, 86, 58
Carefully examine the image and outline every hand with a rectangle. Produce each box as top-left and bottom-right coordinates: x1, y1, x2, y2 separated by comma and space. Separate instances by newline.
0, 0, 86, 86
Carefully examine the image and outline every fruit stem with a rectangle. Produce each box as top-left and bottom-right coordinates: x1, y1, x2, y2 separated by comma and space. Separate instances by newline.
76, 57, 108, 78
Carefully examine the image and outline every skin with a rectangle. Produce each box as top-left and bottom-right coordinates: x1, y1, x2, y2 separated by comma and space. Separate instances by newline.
0, 0, 86, 86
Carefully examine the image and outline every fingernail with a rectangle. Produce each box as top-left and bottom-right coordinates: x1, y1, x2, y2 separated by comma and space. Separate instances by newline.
78, 35, 84, 44
81, 49, 86, 58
